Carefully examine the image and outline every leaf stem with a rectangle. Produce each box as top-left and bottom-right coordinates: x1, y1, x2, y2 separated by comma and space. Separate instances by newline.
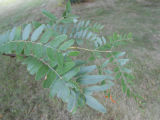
2, 53, 16, 57
2, 52, 63, 80
38, 57, 63, 80
69, 47, 112, 53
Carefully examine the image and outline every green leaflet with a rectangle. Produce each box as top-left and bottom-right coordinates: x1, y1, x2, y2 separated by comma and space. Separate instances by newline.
104, 70, 113, 74
77, 65, 97, 75
22, 24, 32, 40
49, 79, 61, 97
0, 31, 9, 44
16, 42, 25, 55
48, 59, 57, 68
50, 80, 70, 103
0, 42, 13, 54
47, 48, 56, 61
42, 10, 57, 22
4, 42, 15, 53
77, 92, 85, 107
32, 44, 43, 58
66, 0, 72, 13
68, 51, 80, 56
21, 56, 32, 65
59, 39, 74, 51
85, 20, 90, 27
35, 65, 49, 80
48, 34, 67, 48
63, 67, 80, 81
46, 48, 57, 67
57, 84, 70, 103
64, 55, 73, 62
63, 61, 76, 73
85, 95, 106, 113
6, 42, 16, 52
86, 32, 92, 39
60, 17, 74, 24
78, 75, 113, 85
66, 80, 80, 90
15, 26, 22, 40
76, 39, 83, 46
24, 42, 32, 55
117, 59, 129, 66
56, 52, 64, 68
29, 62, 42, 75
57, 61, 75, 75
70, 20, 106, 47
67, 90, 77, 113
115, 52, 126, 58
9, 27, 16, 41
43, 71, 56, 88
122, 68, 132, 73
32, 21, 41, 28
40, 29, 55, 44
31, 24, 45, 41
63, 0, 72, 17
85, 82, 114, 93
1, 44, 8, 53
74, 60, 86, 67
22, 57, 43, 75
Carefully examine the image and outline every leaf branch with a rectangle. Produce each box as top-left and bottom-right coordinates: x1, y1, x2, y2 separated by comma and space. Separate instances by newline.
38, 57, 63, 80
69, 46, 112, 53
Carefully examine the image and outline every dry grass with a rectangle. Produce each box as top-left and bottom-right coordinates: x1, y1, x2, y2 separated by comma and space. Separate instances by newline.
0, 0, 160, 120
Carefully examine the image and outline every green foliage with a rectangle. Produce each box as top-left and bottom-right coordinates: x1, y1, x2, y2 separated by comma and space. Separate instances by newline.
0, 1, 140, 113
70, 0, 85, 4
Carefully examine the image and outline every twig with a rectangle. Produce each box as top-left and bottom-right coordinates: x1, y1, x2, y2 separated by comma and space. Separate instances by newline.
2, 53, 16, 58
36, 56, 63, 80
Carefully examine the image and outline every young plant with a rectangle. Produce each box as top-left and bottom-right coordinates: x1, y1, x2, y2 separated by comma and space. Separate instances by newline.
0, 0, 140, 113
